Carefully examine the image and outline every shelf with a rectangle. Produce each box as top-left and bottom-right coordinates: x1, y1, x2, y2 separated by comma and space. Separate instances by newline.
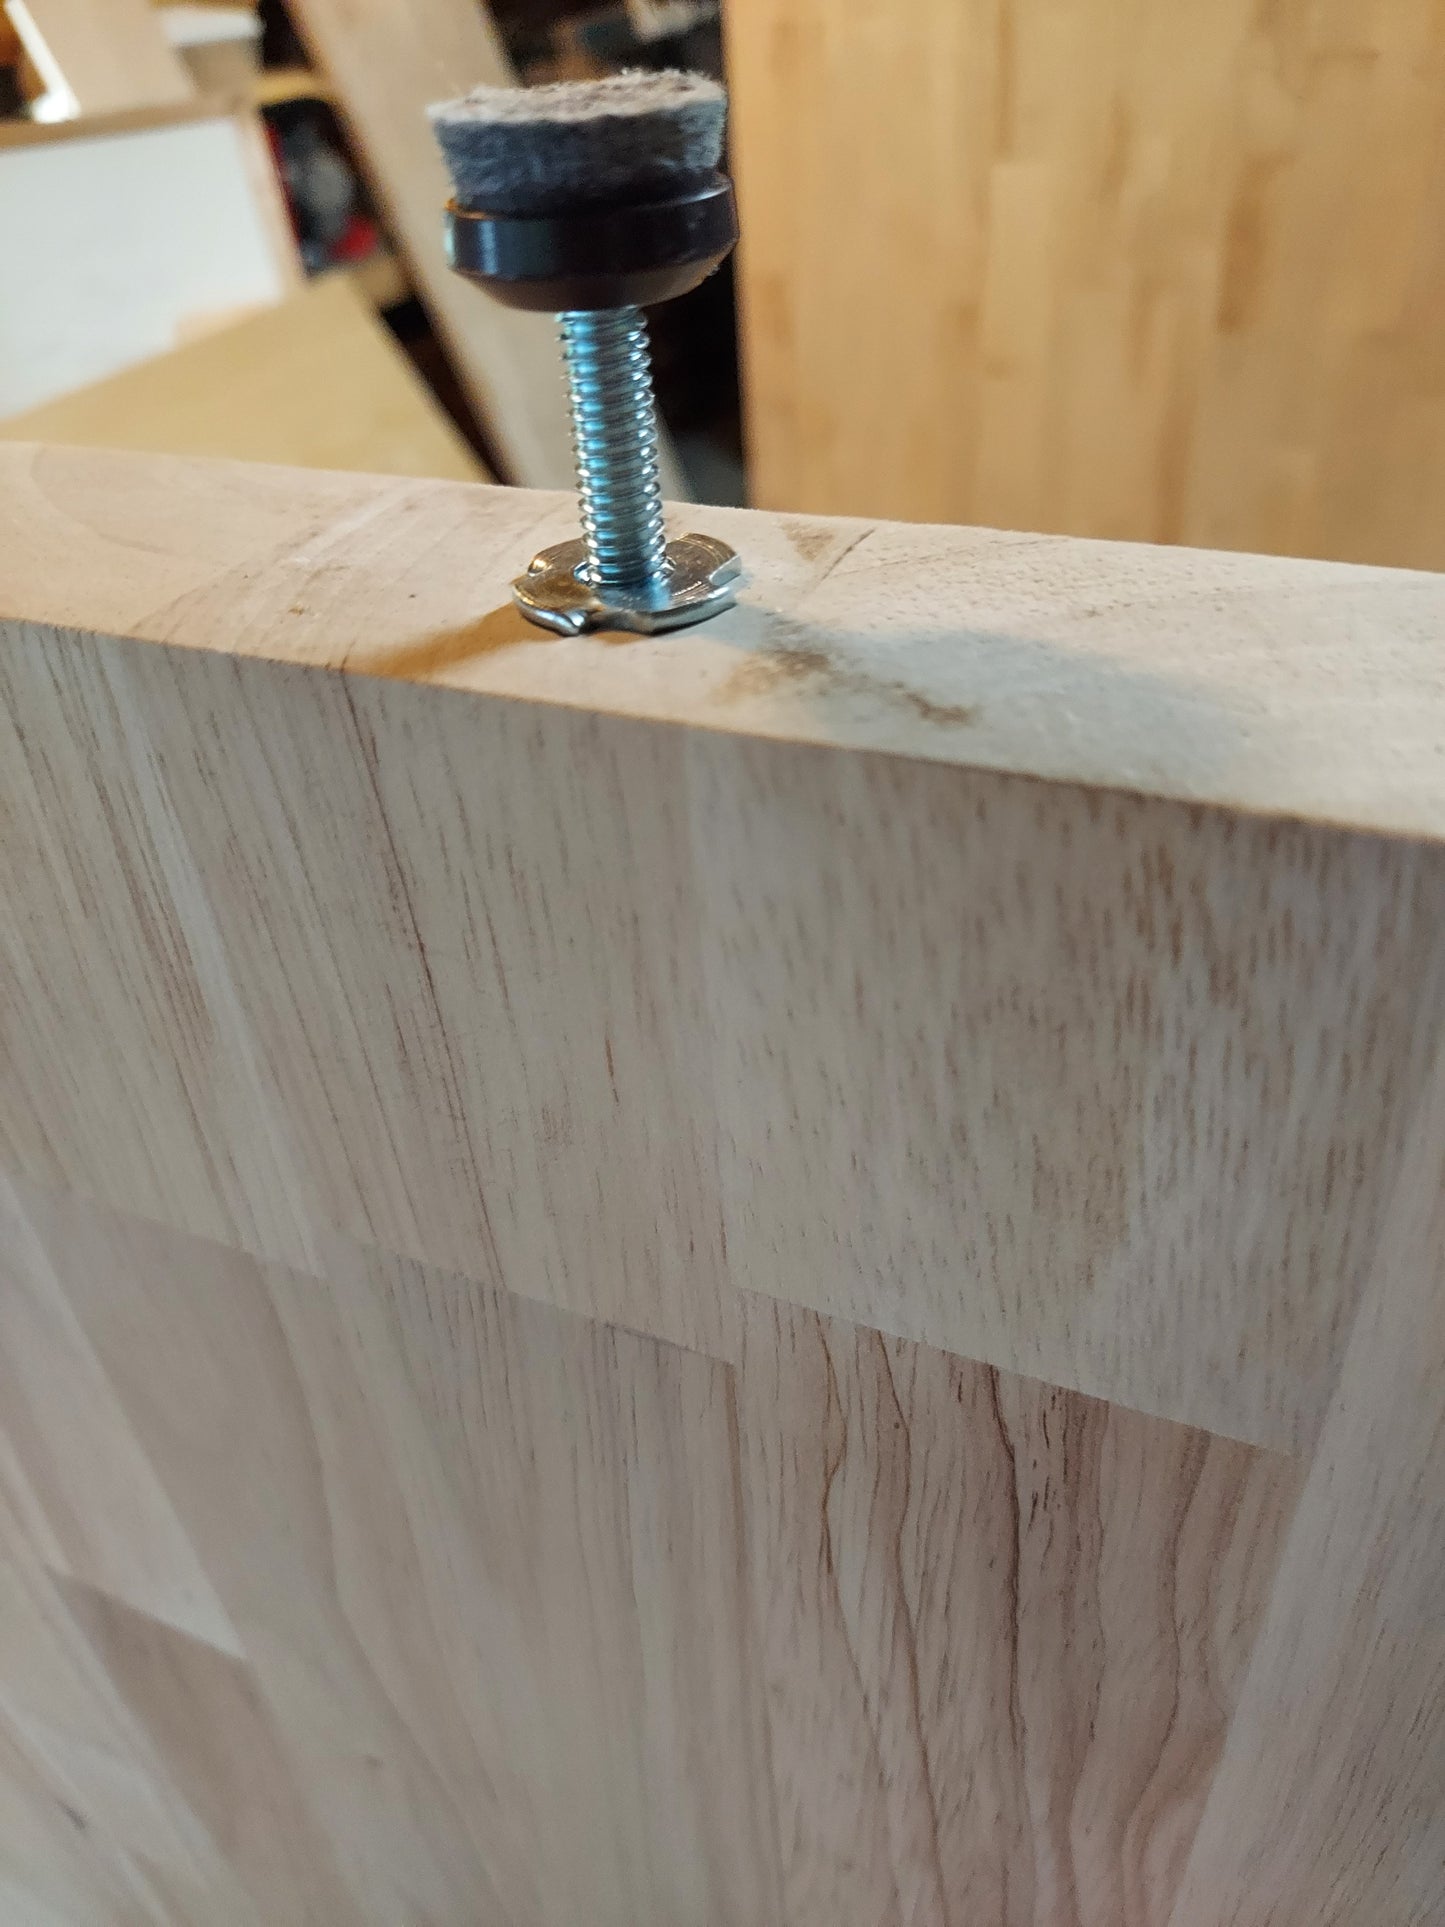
252, 65, 331, 108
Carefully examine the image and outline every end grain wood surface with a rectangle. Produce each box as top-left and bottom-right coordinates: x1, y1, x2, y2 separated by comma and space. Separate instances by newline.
0, 444, 1442, 1922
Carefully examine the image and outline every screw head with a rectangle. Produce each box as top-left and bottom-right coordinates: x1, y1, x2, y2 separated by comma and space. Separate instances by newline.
512, 534, 742, 636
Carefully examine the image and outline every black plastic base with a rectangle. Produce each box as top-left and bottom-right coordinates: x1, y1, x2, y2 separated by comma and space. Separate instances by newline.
445, 172, 738, 313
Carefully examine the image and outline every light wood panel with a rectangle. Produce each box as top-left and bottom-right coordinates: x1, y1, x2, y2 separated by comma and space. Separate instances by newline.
738, 1296, 1302, 1924
1169, 1017, 1445, 1924
0, 596, 733, 1354
0, 1166, 1310, 1927
6, 443, 1445, 836
727, 0, 1445, 569
0, 276, 487, 481
0, 1172, 240, 1654
4, 445, 1444, 1438
3, 445, 1445, 1920
691, 732, 1443, 1450
4, 0, 191, 114
2, 1176, 781, 1925
285, 0, 684, 495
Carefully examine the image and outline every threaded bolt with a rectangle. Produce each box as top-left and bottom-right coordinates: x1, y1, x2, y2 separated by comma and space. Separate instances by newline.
429, 71, 739, 632
558, 309, 669, 595
433, 68, 742, 632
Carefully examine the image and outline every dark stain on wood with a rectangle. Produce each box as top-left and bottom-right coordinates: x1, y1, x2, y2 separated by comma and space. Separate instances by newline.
716, 629, 977, 728
783, 523, 842, 564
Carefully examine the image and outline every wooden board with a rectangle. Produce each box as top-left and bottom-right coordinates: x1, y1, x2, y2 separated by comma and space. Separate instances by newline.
4, 0, 192, 114
1167, 1018, 1445, 1924
5, 447, 1445, 1425
285, 0, 685, 497
727, 0, 1445, 570
0, 105, 300, 416
1, 444, 1443, 1921
0, 1178, 780, 1925
0, 276, 488, 481
738, 1297, 1302, 1922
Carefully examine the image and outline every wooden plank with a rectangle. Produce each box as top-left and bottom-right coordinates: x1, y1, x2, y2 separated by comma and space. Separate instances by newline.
0, 1706, 159, 1926
5, 0, 192, 115
3, 444, 1444, 836
0, 588, 734, 1355
2, 445, 1444, 1436
0, 1170, 241, 1654
726, 0, 1445, 568
1167, 1019, 1445, 1924
285, 0, 685, 495
5, 1176, 783, 1927
0, 1438, 262, 1921
3, 446, 1445, 1916
59, 1579, 357, 1924
0, 276, 488, 481
737, 1295, 1302, 1924
690, 729, 1443, 1450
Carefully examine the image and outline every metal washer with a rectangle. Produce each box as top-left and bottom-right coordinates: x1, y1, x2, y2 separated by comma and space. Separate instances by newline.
512, 534, 741, 636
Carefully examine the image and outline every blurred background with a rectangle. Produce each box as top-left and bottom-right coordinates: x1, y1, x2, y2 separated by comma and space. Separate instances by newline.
3, 0, 1443, 569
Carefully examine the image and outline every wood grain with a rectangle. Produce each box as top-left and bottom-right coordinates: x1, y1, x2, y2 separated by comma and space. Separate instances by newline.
0, 1171, 240, 1654
4, 446, 1445, 1918
3, 447, 1444, 1438
0, 276, 487, 481
1168, 1019, 1445, 1925
737, 1294, 1302, 1925
0, 616, 734, 1354
727, 0, 1445, 569
285, 0, 684, 495
4, 443, 1445, 838
4, 1175, 782, 1926
693, 732, 1445, 1449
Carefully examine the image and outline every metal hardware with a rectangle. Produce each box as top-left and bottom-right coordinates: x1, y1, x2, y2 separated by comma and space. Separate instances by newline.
513, 533, 741, 637
561, 308, 669, 593
508, 308, 739, 634
432, 75, 743, 635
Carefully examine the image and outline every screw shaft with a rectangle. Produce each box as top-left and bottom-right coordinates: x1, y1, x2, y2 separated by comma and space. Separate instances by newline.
558, 309, 669, 594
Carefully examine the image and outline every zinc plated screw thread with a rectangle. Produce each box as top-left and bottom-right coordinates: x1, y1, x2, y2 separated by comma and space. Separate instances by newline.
558, 308, 669, 595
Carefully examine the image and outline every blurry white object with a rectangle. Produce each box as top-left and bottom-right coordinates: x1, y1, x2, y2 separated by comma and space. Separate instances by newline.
160, 3, 261, 45
624, 0, 717, 44
0, 107, 300, 417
